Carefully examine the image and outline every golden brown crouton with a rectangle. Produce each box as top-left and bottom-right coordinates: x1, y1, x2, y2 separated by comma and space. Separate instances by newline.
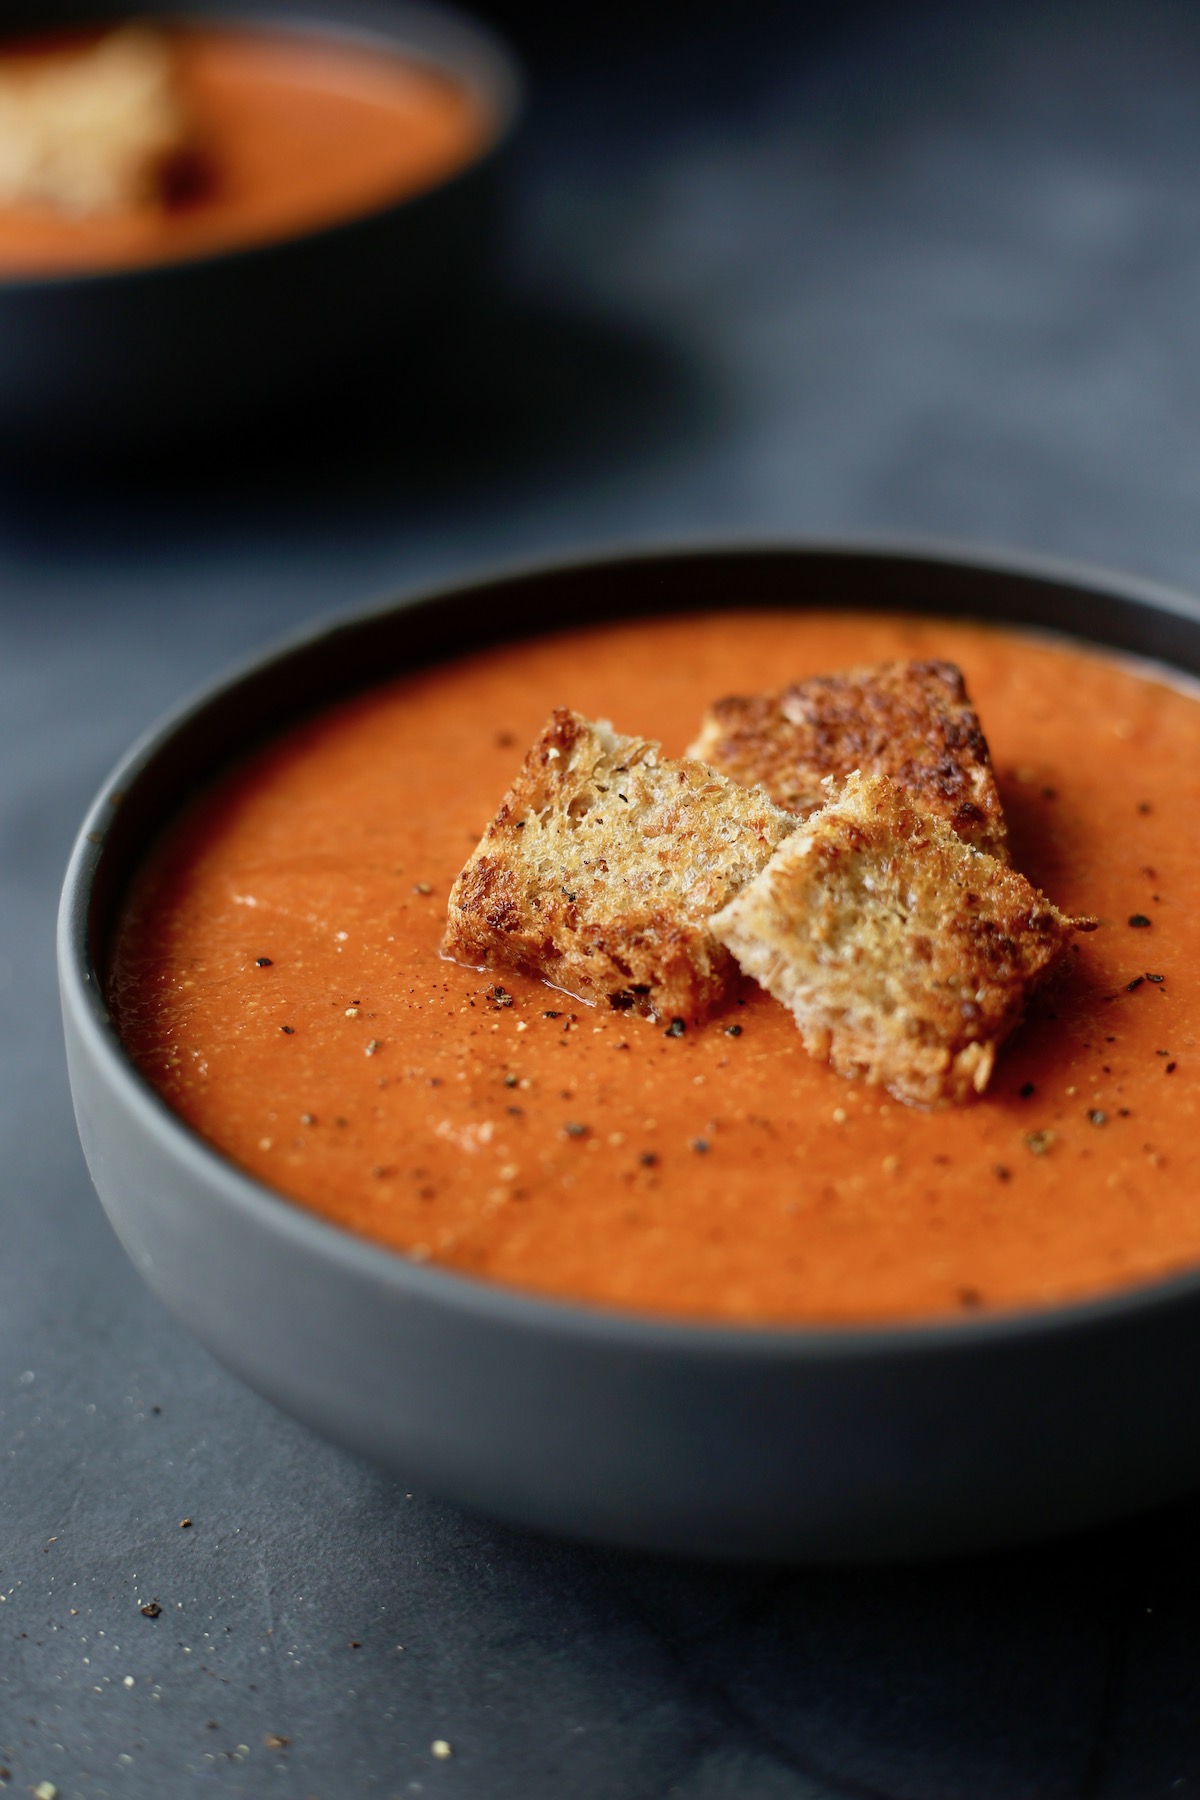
443, 708, 796, 1022
688, 659, 1008, 859
711, 771, 1092, 1106
0, 27, 199, 217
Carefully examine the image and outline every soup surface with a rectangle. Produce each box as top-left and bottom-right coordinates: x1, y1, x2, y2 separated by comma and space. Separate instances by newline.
0, 25, 487, 275
109, 612, 1200, 1324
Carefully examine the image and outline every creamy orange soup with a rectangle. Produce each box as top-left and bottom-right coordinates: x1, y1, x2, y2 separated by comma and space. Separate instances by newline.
108, 612, 1200, 1325
0, 26, 487, 275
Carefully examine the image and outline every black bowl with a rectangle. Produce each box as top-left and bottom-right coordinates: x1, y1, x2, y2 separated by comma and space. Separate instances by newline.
0, 0, 521, 456
57, 542, 1200, 1561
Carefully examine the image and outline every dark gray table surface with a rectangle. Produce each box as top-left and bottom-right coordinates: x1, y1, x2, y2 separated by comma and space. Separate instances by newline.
6, 1, 1200, 1794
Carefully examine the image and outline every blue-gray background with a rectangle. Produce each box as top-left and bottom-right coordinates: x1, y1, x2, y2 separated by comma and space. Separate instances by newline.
4, 1, 1200, 1793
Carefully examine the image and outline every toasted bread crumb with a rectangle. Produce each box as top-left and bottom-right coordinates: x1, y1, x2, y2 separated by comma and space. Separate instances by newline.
712, 771, 1091, 1106
688, 659, 1008, 858
443, 708, 795, 1022
0, 27, 200, 217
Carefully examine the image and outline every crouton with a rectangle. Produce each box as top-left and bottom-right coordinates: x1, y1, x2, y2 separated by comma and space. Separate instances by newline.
711, 771, 1093, 1106
0, 27, 201, 218
443, 708, 796, 1022
688, 659, 1008, 859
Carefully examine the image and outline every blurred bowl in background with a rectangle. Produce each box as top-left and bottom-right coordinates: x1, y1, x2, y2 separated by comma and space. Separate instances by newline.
0, 0, 522, 458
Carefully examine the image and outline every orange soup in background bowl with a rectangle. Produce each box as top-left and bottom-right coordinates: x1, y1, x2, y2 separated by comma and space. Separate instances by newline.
58, 543, 1200, 1560
0, 0, 521, 453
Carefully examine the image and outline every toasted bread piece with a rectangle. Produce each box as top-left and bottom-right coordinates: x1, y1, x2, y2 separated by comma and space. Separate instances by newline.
0, 27, 199, 217
711, 771, 1092, 1106
443, 708, 796, 1022
688, 659, 1008, 859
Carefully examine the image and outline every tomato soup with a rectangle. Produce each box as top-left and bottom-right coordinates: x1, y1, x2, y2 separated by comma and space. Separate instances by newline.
108, 613, 1200, 1325
0, 25, 488, 276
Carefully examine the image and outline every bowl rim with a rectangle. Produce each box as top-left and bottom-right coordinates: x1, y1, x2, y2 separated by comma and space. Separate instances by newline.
0, 0, 523, 296
58, 532, 1200, 1362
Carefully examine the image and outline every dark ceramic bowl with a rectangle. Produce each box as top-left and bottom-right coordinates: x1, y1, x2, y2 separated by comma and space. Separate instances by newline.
58, 543, 1200, 1561
0, 0, 521, 455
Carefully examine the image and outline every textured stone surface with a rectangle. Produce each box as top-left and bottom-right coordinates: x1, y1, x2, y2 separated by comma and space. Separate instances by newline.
5, 1, 1200, 1793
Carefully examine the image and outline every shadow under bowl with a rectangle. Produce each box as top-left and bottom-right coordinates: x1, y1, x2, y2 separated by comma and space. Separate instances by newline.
57, 541, 1200, 1561
0, 0, 521, 458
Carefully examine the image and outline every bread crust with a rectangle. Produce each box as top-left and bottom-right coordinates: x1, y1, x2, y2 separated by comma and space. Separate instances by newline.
688, 659, 1008, 858
443, 709, 796, 1022
711, 771, 1091, 1106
